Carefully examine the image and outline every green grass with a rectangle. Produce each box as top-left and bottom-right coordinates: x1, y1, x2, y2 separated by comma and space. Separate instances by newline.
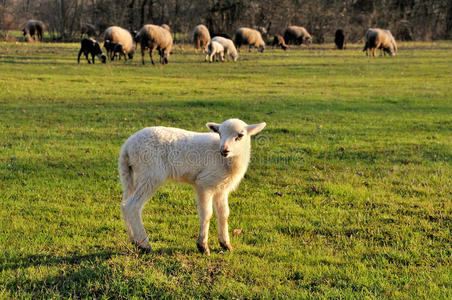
0, 41, 451, 299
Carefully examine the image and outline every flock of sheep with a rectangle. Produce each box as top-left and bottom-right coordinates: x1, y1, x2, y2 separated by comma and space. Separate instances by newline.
22, 20, 398, 65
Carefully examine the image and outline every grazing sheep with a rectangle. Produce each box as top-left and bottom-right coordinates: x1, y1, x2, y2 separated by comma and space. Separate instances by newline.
363, 28, 397, 57
22, 20, 45, 42
103, 26, 135, 59
81, 23, 97, 38
161, 24, 171, 32
136, 24, 173, 65
283, 26, 312, 46
235, 27, 265, 52
272, 34, 287, 50
205, 41, 224, 62
119, 119, 266, 254
192, 24, 211, 53
383, 30, 397, 55
78, 38, 106, 64
334, 29, 345, 49
211, 36, 238, 62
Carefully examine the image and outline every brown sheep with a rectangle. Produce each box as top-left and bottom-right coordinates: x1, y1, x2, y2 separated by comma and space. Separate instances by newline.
103, 26, 135, 59
22, 20, 45, 42
363, 28, 397, 57
235, 27, 265, 52
192, 24, 211, 53
136, 24, 173, 65
283, 26, 312, 46
272, 35, 287, 50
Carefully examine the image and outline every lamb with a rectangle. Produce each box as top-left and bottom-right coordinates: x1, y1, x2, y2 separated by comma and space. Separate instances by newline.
192, 24, 211, 53
363, 28, 397, 57
77, 38, 106, 64
205, 40, 224, 62
272, 35, 287, 50
112, 43, 127, 61
211, 36, 238, 62
334, 29, 345, 49
22, 20, 45, 42
283, 26, 312, 46
104, 40, 126, 61
235, 27, 265, 52
135, 24, 173, 65
119, 119, 266, 254
103, 26, 135, 60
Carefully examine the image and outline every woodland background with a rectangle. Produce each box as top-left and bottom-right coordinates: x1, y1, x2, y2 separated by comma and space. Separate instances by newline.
1, 0, 451, 42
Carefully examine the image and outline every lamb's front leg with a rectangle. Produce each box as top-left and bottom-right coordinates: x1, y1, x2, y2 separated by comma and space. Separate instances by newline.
195, 188, 213, 255
213, 192, 232, 252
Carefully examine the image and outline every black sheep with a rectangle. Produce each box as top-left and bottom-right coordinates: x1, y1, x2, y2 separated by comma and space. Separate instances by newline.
334, 29, 345, 50
77, 38, 106, 64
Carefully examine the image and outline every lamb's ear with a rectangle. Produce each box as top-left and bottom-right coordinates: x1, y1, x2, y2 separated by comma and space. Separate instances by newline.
246, 122, 266, 136
206, 122, 220, 133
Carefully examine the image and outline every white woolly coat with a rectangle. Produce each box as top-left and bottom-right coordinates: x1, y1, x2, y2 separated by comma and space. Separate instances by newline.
119, 127, 249, 193
193, 24, 211, 51
235, 27, 265, 49
211, 36, 238, 61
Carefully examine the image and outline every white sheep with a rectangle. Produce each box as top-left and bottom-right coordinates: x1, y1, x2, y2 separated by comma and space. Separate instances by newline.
135, 24, 173, 65
211, 36, 239, 62
205, 41, 224, 62
119, 119, 266, 254
192, 24, 211, 53
235, 27, 266, 52
283, 26, 312, 46
363, 28, 397, 57
103, 26, 135, 59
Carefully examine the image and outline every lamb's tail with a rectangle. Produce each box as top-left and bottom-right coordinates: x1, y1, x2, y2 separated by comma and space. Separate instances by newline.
118, 146, 134, 201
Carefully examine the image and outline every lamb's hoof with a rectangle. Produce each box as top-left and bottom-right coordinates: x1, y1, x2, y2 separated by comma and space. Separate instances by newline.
196, 241, 210, 255
219, 241, 233, 253
133, 241, 152, 253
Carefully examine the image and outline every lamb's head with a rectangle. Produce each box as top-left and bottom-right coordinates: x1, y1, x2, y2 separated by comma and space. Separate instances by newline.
207, 119, 266, 158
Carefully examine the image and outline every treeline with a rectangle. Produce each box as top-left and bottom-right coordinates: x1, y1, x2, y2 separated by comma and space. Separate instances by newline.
1, 0, 451, 42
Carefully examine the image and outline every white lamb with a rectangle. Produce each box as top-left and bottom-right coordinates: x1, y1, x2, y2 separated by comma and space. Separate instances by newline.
211, 36, 238, 62
205, 40, 224, 62
119, 119, 266, 254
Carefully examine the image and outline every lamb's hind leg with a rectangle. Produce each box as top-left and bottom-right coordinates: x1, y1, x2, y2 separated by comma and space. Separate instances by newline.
213, 192, 232, 252
195, 187, 213, 255
121, 174, 165, 252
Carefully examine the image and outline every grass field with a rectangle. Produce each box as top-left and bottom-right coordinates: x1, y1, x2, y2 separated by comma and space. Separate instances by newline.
0, 41, 451, 298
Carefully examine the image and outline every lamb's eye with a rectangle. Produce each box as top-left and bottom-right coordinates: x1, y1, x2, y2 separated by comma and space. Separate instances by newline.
235, 133, 244, 141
